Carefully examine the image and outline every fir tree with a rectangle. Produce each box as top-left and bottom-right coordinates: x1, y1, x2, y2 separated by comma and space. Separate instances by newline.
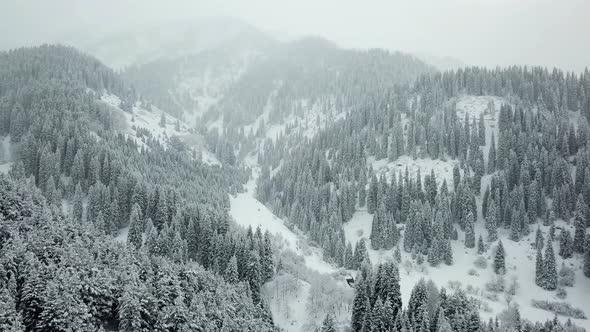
494, 241, 505, 274
543, 242, 558, 290
477, 235, 485, 254
535, 247, 544, 287
464, 212, 475, 248
535, 226, 544, 250
573, 195, 587, 254
558, 229, 573, 259
320, 313, 336, 332
127, 203, 143, 248
584, 234, 590, 278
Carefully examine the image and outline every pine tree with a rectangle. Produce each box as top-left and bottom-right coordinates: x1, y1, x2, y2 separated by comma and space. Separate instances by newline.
464, 212, 475, 248
486, 199, 498, 242
344, 242, 354, 269
72, 182, 84, 222
535, 247, 544, 287
444, 240, 453, 265
477, 235, 485, 254
494, 241, 505, 274
127, 203, 143, 248
543, 242, 558, 290
261, 231, 274, 282
368, 175, 379, 213
584, 234, 590, 278
558, 229, 573, 259
535, 226, 544, 250
224, 255, 239, 283
573, 195, 587, 254
320, 313, 336, 332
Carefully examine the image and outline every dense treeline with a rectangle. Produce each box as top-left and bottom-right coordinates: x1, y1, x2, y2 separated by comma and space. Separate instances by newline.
256, 65, 590, 278
0, 45, 277, 330
206, 37, 434, 127
343, 262, 586, 332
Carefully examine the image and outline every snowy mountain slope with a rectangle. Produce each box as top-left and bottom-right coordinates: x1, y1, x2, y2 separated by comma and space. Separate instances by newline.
229, 165, 336, 274
344, 208, 590, 329
343, 96, 590, 329
100, 93, 221, 165
229, 154, 356, 331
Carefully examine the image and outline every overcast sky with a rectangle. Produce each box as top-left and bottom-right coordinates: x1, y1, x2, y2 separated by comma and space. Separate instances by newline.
1, 0, 588, 71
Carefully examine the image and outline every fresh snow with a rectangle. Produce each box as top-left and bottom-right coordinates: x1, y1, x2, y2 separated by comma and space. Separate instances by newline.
229, 167, 336, 274
0, 162, 13, 174
100, 93, 220, 165
344, 209, 590, 329
343, 96, 590, 329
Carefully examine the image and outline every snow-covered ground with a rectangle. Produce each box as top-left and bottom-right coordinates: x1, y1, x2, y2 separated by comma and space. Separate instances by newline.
342, 96, 590, 329
229, 167, 336, 274
231, 154, 356, 331
100, 93, 220, 165
344, 209, 590, 329
242, 94, 347, 142
0, 162, 12, 175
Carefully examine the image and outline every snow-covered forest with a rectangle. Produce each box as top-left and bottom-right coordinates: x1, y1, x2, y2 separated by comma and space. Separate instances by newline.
0, 7, 589, 332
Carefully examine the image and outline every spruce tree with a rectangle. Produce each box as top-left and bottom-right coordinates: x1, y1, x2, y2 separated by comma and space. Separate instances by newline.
535, 247, 544, 287
558, 229, 573, 259
494, 240, 505, 274
535, 226, 544, 250
584, 234, 590, 278
127, 203, 143, 248
477, 235, 485, 254
543, 242, 558, 290
573, 195, 587, 254
464, 212, 475, 248
320, 313, 336, 332
224, 256, 239, 283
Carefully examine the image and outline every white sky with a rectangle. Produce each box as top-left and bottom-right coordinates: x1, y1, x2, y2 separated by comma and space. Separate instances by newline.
0, 0, 588, 71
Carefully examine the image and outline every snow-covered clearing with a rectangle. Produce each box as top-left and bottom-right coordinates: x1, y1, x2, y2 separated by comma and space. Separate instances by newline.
344, 209, 590, 329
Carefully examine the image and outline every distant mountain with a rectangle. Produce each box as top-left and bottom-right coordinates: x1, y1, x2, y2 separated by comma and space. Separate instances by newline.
73, 17, 273, 69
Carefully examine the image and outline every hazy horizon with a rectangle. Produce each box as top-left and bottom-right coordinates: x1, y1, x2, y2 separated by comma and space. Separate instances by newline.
1, 0, 589, 72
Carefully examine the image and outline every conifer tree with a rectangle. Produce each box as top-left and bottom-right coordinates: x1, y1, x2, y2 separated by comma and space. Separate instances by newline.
320, 313, 336, 332
367, 175, 379, 213
543, 242, 558, 290
494, 241, 505, 274
127, 203, 143, 248
584, 235, 590, 278
573, 195, 587, 253
224, 256, 239, 283
464, 212, 475, 248
535, 226, 544, 250
558, 230, 573, 259
477, 235, 485, 254
535, 247, 544, 287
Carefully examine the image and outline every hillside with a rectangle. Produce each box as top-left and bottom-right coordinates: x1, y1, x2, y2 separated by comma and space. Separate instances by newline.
0, 45, 275, 331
